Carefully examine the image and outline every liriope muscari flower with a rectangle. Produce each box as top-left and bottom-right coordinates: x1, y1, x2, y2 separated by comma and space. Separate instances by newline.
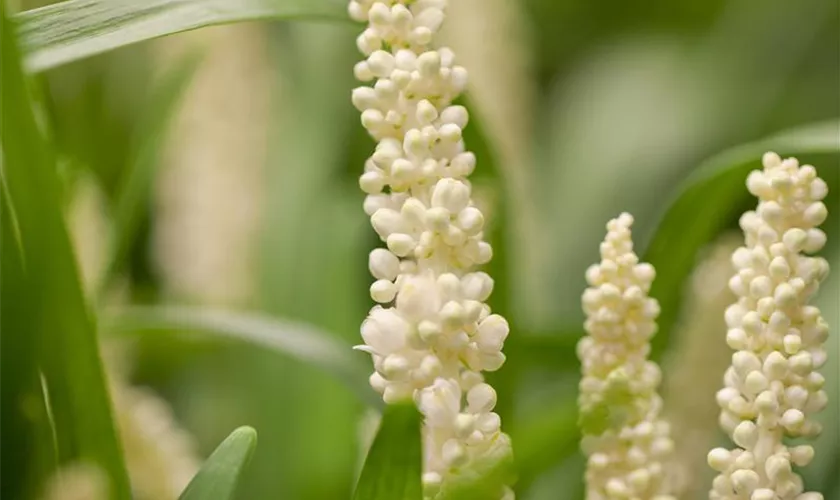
662, 235, 739, 497
42, 463, 108, 500
349, 1, 512, 498
577, 213, 675, 500
708, 153, 830, 500
102, 343, 200, 500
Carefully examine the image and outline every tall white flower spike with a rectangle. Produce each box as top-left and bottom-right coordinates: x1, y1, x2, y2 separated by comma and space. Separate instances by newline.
349, 1, 512, 498
708, 153, 830, 500
578, 213, 675, 500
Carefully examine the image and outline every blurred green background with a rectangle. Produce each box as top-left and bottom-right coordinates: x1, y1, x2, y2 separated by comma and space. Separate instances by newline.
3, 0, 839, 498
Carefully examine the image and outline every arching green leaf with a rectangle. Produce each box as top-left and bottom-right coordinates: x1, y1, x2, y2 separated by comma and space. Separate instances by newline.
103, 306, 379, 407
16, 0, 350, 73
643, 120, 840, 358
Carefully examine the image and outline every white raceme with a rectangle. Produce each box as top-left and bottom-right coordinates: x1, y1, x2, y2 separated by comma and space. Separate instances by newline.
578, 213, 675, 500
42, 463, 109, 500
349, 1, 512, 498
708, 153, 830, 500
662, 235, 739, 498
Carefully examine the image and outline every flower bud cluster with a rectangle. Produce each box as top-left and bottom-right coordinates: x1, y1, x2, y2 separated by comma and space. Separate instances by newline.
578, 213, 675, 500
708, 153, 830, 500
350, 1, 512, 497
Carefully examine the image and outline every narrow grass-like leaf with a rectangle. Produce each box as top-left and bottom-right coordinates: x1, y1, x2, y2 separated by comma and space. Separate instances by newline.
98, 52, 202, 297
0, 185, 57, 499
0, 6, 131, 497
103, 306, 379, 407
16, 0, 350, 73
353, 403, 422, 500
643, 120, 840, 358
179, 426, 258, 500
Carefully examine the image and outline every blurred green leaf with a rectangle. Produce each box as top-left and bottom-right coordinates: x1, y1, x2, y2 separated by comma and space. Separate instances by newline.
826, 450, 840, 498
512, 401, 579, 493
16, 0, 350, 73
0, 6, 131, 497
353, 403, 422, 500
98, 52, 202, 297
0, 181, 56, 499
103, 306, 379, 406
179, 426, 258, 500
644, 119, 840, 358
503, 332, 580, 372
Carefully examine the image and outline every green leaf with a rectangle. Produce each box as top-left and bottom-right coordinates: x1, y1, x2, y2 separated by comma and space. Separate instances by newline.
0, 6, 131, 497
353, 403, 423, 500
511, 401, 579, 493
102, 306, 379, 407
644, 120, 840, 358
16, 0, 350, 73
1, 181, 56, 500
98, 52, 202, 297
503, 331, 580, 373
179, 426, 258, 500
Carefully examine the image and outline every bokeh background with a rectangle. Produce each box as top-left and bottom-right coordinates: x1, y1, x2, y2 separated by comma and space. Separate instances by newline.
10, 0, 840, 498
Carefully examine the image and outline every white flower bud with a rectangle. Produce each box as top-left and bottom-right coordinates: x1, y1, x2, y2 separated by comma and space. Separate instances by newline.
360, 309, 408, 355
467, 383, 497, 414
457, 207, 484, 235
708, 448, 732, 472
475, 315, 509, 353
370, 279, 396, 303
369, 248, 399, 281
386, 233, 415, 257
431, 178, 470, 213
417, 51, 441, 78
442, 439, 467, 467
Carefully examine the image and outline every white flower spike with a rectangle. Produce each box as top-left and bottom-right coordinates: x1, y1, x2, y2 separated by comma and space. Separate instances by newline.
578, 213, 675, 500
350, 1, 512, 498
708, 153, 830, 500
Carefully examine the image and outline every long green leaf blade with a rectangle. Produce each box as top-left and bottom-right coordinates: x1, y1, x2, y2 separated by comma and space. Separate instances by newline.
0, 5, 131, 497
353, 404, 422, 500
103, 306, 379, 406
179, 426, 258, 500
0, 182, 57, 499
643, 120, 840, 358
16, 0, 349, 73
